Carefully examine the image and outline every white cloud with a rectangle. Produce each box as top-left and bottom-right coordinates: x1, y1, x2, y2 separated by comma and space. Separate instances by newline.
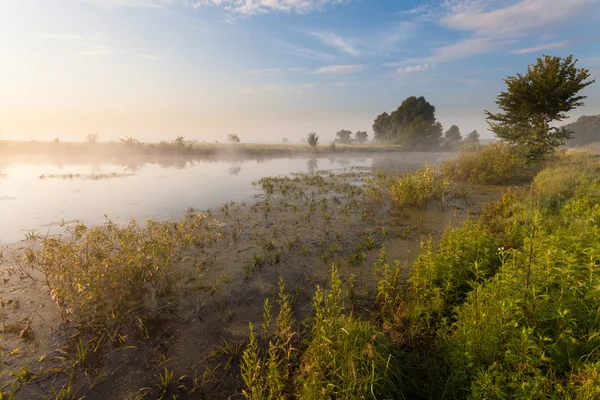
387, 37, 509, 67
440, 0, 594, 38
386, 0, 596, 70
313, 64, 365, 74
308, 32, 360, 56
511, 40, 571, 55
100, 0, 349, 15
396, 63, 433, 76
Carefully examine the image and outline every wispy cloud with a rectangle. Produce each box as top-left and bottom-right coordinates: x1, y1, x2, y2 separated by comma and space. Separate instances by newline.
308, 32, 360, 56
386, 0, 593, 71
440, 0, 595, 38
239, 83, 317, 95
43, 33, 161, 60
386, 38, 509, 67
99, 0, 350, 15
313, 64, 365, 74
282, 43, 336, 61
250, 67, 306, 75
396, 63, 433, 76
511, 39, 571, 54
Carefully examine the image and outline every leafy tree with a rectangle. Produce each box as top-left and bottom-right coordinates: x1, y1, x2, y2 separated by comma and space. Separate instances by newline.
485, 55, 595, 161
228, 134, 241, 143
372, 96, 442, 149
282, 137, 290, 144
564, 115, 600, 147
373, 112, 394, 142
465, 130, 480, 144
355, 131, 368, 144
307, 132, 319, 148
444, 125, 462, 142
335, 130, 353, 144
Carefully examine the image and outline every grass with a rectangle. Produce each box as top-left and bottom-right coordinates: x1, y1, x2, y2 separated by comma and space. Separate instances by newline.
239, 150, 600, 399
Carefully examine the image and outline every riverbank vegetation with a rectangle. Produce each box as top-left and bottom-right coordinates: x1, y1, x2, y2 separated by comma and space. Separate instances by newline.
0, 54, 598, 399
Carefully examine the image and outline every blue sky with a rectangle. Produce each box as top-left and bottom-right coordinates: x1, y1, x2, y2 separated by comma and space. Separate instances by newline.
1, 0, 599, 142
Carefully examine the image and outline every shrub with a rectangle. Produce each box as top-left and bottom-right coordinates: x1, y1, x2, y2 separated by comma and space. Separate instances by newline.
25, 214, 223, 318
440, 143, 525, 185
307, 132, 319, 148
389, 163, 451, 210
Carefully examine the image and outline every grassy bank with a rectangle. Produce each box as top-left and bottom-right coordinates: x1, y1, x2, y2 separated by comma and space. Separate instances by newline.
239, 148, 600, 399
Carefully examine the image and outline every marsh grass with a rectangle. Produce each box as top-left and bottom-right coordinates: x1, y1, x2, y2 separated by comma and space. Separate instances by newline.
440, 142, 528, 185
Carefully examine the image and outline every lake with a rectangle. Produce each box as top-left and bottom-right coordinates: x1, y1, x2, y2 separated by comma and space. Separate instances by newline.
0, 152, 453, 244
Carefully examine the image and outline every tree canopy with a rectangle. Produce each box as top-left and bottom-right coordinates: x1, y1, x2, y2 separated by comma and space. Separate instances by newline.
464, 130, 480, 144
335, 130, 352, 144
355, 131, 368, 144
444, 125, 462, 142
372, 96, 442, 150
485, 55, 595, 161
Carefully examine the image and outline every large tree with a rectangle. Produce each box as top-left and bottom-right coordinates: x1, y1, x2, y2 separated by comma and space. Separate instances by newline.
372, 96, 442, 149
485, 55, 595, 161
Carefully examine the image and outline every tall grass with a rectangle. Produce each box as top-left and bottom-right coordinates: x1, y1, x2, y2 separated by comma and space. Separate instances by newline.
440, 142, 527, 185
240, 151, 600, 399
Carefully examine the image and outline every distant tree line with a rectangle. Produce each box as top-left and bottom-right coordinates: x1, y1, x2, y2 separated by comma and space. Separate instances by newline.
564, 115, 600, 147
333, 130, 369, 145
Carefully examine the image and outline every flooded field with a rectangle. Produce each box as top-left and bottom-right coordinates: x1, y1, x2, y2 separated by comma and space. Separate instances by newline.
0, 153, 453, 244
0, 150, 490, 399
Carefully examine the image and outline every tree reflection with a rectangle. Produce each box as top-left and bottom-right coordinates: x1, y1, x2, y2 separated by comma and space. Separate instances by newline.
307, 157, 319, 173
229, 164, 242, 175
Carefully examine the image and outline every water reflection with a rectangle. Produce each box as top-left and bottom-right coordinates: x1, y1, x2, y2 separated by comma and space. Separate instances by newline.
0, 152, 455, 244
307, 157, 319, 173
228, 164, 242, 175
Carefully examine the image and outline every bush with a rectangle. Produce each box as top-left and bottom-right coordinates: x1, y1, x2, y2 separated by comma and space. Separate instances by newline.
25, 214, 223, 318
440, 143, 525, 185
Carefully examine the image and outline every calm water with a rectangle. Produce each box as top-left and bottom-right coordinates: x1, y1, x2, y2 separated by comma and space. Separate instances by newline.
0, 153, 452, 244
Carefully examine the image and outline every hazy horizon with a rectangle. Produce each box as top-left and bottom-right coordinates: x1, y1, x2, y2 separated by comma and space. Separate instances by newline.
1, 0, 599, 143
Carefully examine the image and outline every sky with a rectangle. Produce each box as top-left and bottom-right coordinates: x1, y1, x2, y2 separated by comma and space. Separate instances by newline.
1, 0, 599, 143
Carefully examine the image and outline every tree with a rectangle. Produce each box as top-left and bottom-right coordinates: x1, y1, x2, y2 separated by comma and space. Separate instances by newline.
373, 112, 394, 142
485, 55, 595, 161
355, 131, 368, 144
307, 132, 319, 148
282, 137, 290, 144
372, 96, 442, 149
564, 115, 600, 147
335, 130, 353, 144
228, 134, 240, 143
465, 130, 480, 144
444, 125, 462, 142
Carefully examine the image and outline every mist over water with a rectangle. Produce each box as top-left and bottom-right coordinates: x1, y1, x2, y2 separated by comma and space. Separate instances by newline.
0, 153, 453, 244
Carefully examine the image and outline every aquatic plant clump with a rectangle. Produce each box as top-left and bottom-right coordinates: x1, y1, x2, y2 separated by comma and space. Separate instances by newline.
24, 213, 224, 318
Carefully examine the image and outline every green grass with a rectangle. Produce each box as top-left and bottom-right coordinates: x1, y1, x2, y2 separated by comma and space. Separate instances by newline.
240, 151, 600, 399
